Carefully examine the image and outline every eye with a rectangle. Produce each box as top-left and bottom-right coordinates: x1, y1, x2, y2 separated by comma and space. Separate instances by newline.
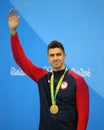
56, 53, 62, 56
49, 54, 54, 57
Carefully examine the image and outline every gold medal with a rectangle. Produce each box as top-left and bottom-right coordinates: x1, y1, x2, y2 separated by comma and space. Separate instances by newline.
50, 104, 59, 114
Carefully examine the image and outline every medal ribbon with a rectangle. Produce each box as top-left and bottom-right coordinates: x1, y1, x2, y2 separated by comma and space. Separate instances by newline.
50, 68, 68, 105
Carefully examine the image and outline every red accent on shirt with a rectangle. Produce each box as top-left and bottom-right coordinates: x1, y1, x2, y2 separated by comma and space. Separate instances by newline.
68, 70, 89, 130
10, 33, 48, 82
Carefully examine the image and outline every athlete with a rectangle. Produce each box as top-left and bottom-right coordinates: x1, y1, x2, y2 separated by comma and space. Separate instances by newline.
7, 9, 89, 130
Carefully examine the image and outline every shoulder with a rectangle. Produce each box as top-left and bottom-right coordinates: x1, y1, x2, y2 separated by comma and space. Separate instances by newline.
68, 70, 83, 80
68, 70, 88, 87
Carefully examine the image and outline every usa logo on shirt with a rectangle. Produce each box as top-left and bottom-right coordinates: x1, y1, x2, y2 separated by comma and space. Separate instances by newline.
61, 81, 68, 90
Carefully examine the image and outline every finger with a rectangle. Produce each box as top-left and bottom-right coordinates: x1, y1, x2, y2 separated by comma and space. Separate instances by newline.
14, 9, 18, 16
10, 8, 17, 16
18, 16, 20, 21
10, 8, 15, 16
6, 14, 9, 19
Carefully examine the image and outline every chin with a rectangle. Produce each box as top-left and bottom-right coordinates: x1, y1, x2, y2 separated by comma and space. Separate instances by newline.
53, 66, 61, 71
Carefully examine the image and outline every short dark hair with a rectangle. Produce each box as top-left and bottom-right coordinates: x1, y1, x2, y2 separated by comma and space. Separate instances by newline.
47, 40, 65, 53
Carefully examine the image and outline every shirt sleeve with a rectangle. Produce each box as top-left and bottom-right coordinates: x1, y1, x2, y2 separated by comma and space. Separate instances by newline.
68, 70, 89, 130
76, 76, 89, 130
10, 33, 48, 82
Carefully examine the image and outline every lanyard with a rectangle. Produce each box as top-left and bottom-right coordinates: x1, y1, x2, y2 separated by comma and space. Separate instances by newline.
50, 68, 68, 105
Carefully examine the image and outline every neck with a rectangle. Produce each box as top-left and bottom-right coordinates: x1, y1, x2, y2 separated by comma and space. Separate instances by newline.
52, 66, 66, 72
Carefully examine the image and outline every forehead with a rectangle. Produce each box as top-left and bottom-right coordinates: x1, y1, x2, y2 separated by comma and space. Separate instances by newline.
48, 48, 64, 54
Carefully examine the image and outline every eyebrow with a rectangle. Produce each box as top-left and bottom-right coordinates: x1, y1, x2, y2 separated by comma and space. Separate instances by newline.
49, 53, 62, 56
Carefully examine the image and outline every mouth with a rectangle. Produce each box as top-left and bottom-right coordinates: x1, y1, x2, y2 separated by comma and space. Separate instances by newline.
53, 61, 60, 66
53, 60, 59, 64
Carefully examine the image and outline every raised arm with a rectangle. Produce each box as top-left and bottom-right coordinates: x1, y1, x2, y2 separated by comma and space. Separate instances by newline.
7, 9, 48, 82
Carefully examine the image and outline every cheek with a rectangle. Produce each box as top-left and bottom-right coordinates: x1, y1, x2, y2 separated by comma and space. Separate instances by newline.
48, 58, 52, 63
63, 56, 66, 61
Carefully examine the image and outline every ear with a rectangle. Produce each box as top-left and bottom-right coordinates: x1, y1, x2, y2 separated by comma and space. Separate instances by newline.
47, 55, 50, 62
64, 53, 66, 59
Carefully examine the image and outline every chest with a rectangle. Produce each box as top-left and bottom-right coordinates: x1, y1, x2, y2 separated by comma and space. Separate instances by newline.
38, 73, 76, 103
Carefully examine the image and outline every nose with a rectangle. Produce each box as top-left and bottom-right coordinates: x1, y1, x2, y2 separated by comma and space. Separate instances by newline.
53, 55, 58, 60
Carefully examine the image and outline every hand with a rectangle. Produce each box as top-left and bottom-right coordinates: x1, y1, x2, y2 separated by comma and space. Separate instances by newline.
6, 9, 20, 35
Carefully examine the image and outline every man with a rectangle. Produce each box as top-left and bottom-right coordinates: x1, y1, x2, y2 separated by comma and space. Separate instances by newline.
7, 9, 89, 130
